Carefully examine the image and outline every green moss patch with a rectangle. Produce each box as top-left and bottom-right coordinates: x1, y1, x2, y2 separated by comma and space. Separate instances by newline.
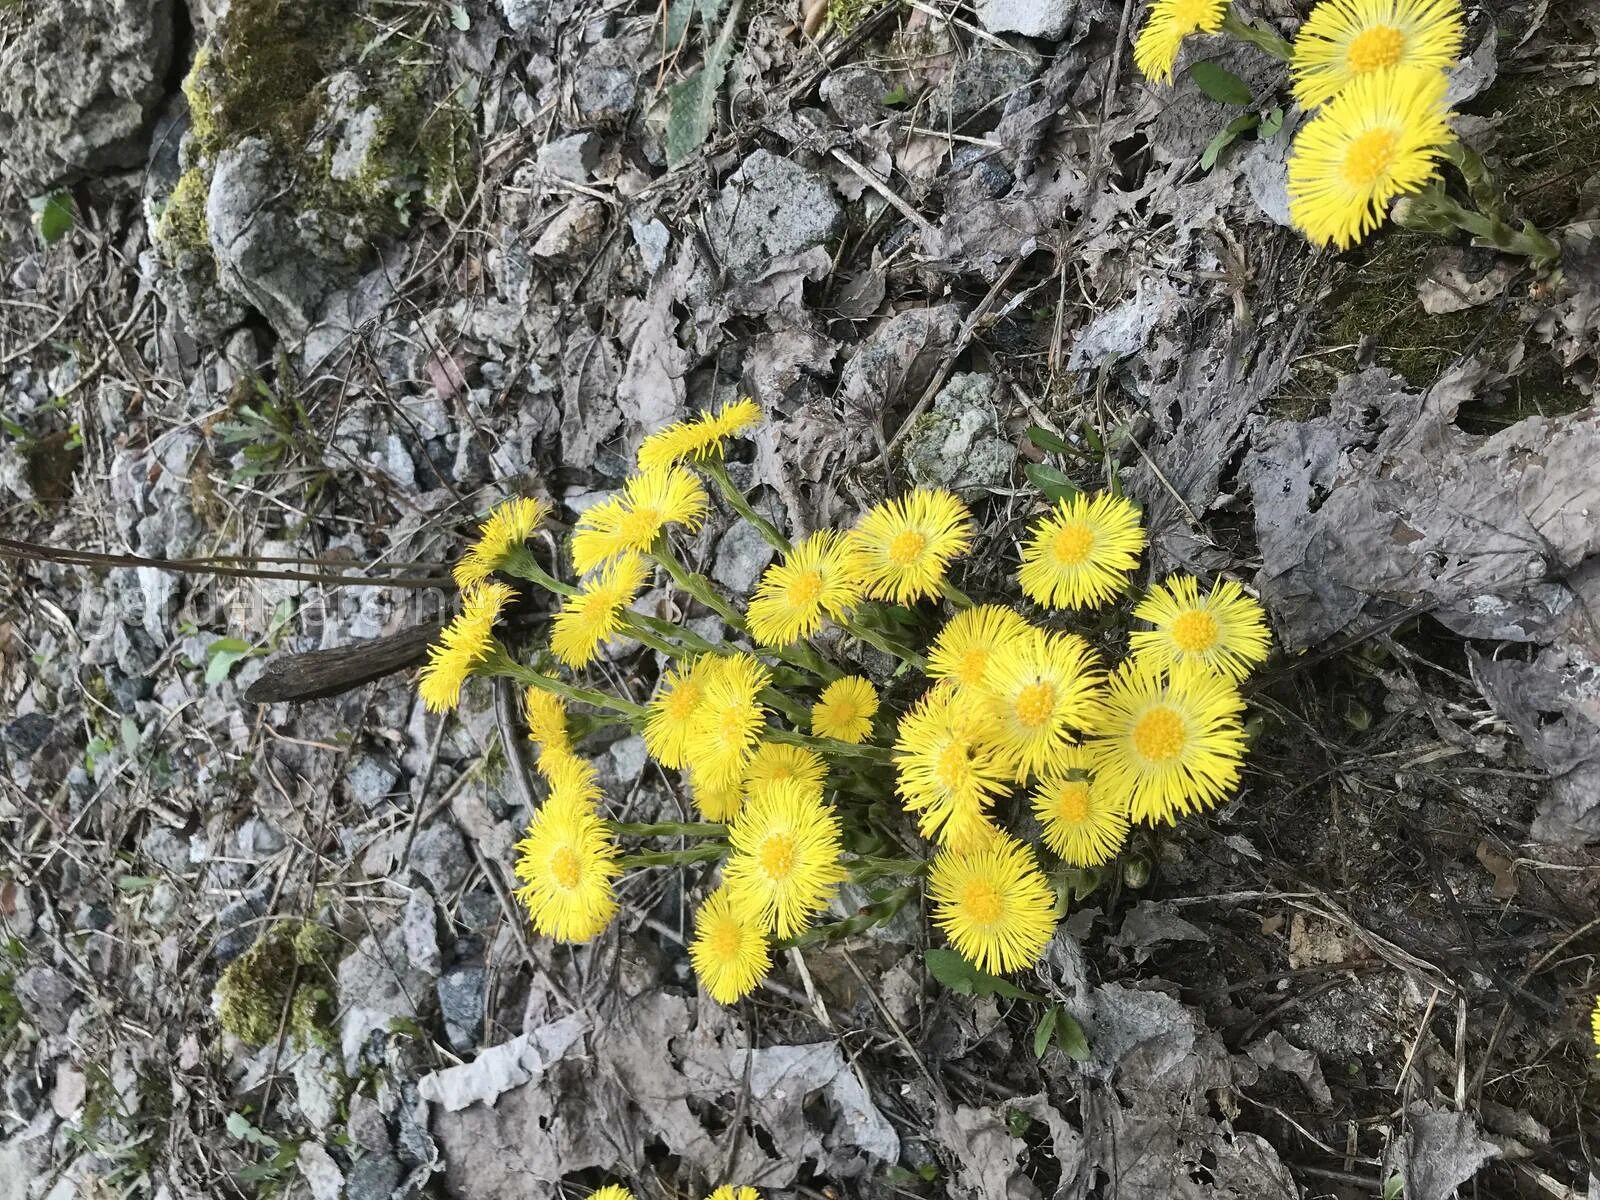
215, 920, 336, 1047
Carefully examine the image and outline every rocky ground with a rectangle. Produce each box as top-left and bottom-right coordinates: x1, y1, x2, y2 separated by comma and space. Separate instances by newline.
2, 0, 1599, 1197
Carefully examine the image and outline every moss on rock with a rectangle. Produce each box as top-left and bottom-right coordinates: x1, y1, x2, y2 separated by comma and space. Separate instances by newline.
155, 167, 210, 254
215, 920, 336, 1047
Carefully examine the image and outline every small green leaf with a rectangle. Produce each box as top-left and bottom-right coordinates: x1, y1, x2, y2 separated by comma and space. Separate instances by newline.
205, 637, 255, 685
116, 875, 160, 893
1005, 1107, 1033, 1137
1259, 106, 1285, 139
880, 85, 911, 107
29, 192, 75, 244
449, 3, 469, 28
119, 715, 141, 759
1026, 424, 1071, 455
924, 948, 1035, 1000
1201, 113, 1259, 170
225, 1112, 279, 1149
1024, 463, 1082, 504
1190, 62, 1253, 107
1055, 1012, 1090, 1061
1381, 1174, 1405, 1200
1032, 1006, 1059, 1058
665, 0, 742, 167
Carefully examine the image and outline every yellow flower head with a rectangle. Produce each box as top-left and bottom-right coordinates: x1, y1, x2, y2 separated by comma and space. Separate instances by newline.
1133, 0, 1229, 84
1292, 0, 1464, 109
745, 741, 828, 799
453, 497, 551, 590
746, 530, 867, 647
811, 675, 879, 744
637, 397, 763, 472
588, 1188, 633, 1200
927, 604, 1031, 693
1592, 996, 1600, 1060
982, 628, 1106, 781
512, 786, 620, 943
690, 765, 746, 822
1030, 746, 1130, 867
706, 1189, 761, 1200
419, 582, 516, 712
724, 779, 847, 937
543, 749, 603, 806
524, 686, 571, 761
1019, 492, 1145, 611
1287, 65, 1453, 251
1131, 575, 1271, 682
929, 832, 1057, 974
644, 655, 720, 769
571, 467, 709, 575
848, 488, 973, 605
687, 652, 772, 792
550, 553, 649, 669
690, 886, 773, 1004
894, 685, 1011, 849
1088, 661, 1246, 825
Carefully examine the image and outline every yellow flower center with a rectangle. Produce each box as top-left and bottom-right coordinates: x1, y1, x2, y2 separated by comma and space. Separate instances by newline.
1013, 681, 1057, 729
886, 529, 928, 566
709, 919, 743, 961
933, 741, 974, 792
550, 846, 583, 890
1051, 523, 1095, 567
1053, 781, 1090, 825
619, 505, 662, 546
1132, 706, 1187, 763
717, 707, 748, 744
1341, 127, 1400, 189
960, 879, 1003, 925
758, 832, 797, 880
1345, 23, 1405, 73
1170, 609, 1220, 653
957, 647, 991, 685
787, 569, 825, 608
664, 682, 703, 721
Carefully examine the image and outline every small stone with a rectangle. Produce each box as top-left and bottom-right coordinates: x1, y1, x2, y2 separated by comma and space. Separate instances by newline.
213, 886, 270, 962
140, 826, 190, 874
346, 753, 401, 809
900, 372, 1013, 500
927, 45, 1041, 124
820, 66, 892, 128
297, 1142, 344, 1200
711, 519, 775, 594
292, 1045, 345, 1133
437, 964, 486, 1053
629, 216, 670, 275
3, 713, 53, 755
402, 890, 441, 977
457, 889, 500, 932
537, 133, 599, 182
498, 0, 544, 35
409, 822, 470, 896
348, 1092, 393, 1154
975, 0, 1075, 40
707, 150, 845, 282
532, 199, 606, 260
573, 44, 639, 128
15, 967, 75, 1035
345, 1152, 403, 1200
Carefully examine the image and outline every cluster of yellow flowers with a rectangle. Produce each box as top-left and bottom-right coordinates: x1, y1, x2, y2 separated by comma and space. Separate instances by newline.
1135, 0, 1468, 249
590, 1186, 756, 1200
418, 398, 1271, 1001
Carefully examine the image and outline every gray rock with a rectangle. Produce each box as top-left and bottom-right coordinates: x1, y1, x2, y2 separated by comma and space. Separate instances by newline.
3, 713, 53, 755
337, 919, 438, 1068
346, 752, 401, 808
437, 964, 485, 1052
629, 216, 670, 275
0, 0, 176, 189
536, 133, 599, 182
976, 0, 1075, 40
901, 372, 1013, 500
207, 137, 362, 340
324, 73, 387, 184
457, 888, 501, 932
498, 0, 545, 35
15, 967, 75, 1035
345, 1152, 403, 1200
707, 150, 844, 282
711, 519, 775, 594
292, 1044, 345, 1133
297, 1142, 344, 1200
409, 822, 470, 896
214, 886, 270, 961
927, 45, 1041, 124
348, 1092, 393, 1154
573, 43, 640, 128
532, 199, 606, 260
402, 890, 441, 977
820, 66, 892, 128
140, 826, 191, 874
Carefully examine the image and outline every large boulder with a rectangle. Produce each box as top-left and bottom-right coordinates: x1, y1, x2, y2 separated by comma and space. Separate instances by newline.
0, 0, 176, 188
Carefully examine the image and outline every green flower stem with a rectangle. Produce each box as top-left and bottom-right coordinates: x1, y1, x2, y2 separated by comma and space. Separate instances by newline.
777, 638, 844, 683
849, 856, 929, 886
1394, 179, 1561, 269
620, 844, 727, 870
767, 727, 893, 764
500, 545, 578, 597
633, 611, 723, 656
610, 820, 726, 838
774, 884, 918, 950
648, 538, 749, 632
842, 614, 929, 673
1220, 9, 1293, 61
701, 459, 792, 555
620, 614, 689, 661
939, 579, 977, 610
488, 653, 650, 721
760, 687, 813, 727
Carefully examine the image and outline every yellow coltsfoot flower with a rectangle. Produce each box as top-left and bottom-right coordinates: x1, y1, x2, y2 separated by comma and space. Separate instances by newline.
929, 832, 1057, 974
1292, 0, 1465, 109
644, 655, 721, 768
1131, 574, 1271, 682
1591, 995, 1600, 1059
981, 627, 1106, 781
746, 530, 867, 646
1287, 65, 1453, 250
705, 1189, 761, 1200
587, 1188, 634, 1200
637, 397, 763, 472
1133, 0, 1229, 85
811, 675, 879, 744
1088, 661, 1247, 825
690, 766, 746, 822
744, 741, 828, 799
512, 778, 621, 943
419, 581, 517, 712
550, 552, 649, 669
690, 886, 773, 1004
524, 686, 573, 773
848, 488, 973, 605
724, 779, 847, 938
686, 652, 772, 792
571, 466, 708, 574
453, 497, 551, 590
1030, 746, 1131, 867
927, 604, 1030, 693
894, 685, 1011, 849
1018, 492, 1145, 612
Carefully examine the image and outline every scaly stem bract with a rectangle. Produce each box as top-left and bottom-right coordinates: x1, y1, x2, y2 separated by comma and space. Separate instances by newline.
486, 651, 650, 721
939, 579, 977, 610
1220, 8, 1293, 62
767, 726, 894, 764
1394, 172, 1561, 269
610, 820, 727, 838
701, 459, 792, 555
775, 883, 918, 949
500, 545, 578, 597
620, 844, 727, 869
649, 536, 749, 632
